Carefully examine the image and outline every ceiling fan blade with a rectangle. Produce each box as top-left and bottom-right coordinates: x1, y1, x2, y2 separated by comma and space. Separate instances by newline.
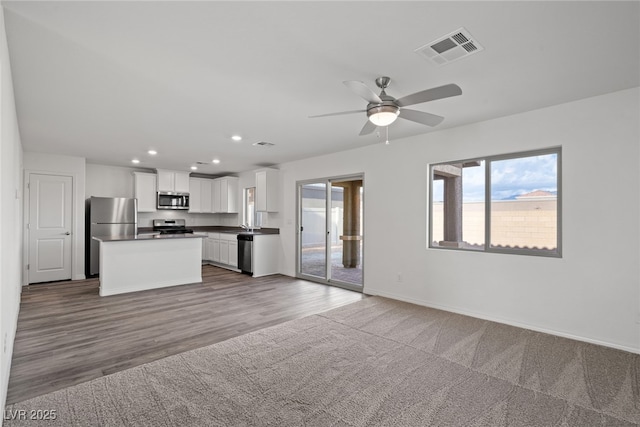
344, 80, 382, 104
309, 109, 365, 119
399, 109, 445, 127
396, 84, 462, 107
359, 120, 377, 136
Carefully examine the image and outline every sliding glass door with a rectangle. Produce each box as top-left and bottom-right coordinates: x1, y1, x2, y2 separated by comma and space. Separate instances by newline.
299, 182, 327, 279
298, 176, 363, 290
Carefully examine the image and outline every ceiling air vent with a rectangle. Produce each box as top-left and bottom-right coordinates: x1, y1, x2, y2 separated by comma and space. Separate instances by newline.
415, 27, 483, 66
253, 141, 275, 147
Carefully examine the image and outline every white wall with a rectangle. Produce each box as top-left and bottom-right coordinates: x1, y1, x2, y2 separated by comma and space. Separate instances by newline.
23, 152, 86, 282
86, 163, 149, 199
278, 87, 640, 353
0, 4, 23, 419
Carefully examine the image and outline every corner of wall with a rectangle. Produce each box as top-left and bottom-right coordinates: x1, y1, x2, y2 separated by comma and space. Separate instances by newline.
0, 2, 25, 419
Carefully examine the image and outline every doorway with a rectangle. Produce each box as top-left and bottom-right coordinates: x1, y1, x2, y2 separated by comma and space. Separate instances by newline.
297, 175, 363, 291
26, 173, 73, 283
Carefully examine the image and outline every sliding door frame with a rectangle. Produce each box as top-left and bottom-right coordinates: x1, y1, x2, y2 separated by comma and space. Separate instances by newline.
296, 173, 364, 292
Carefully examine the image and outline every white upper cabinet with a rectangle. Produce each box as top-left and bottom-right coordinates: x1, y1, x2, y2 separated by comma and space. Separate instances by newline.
201, 179, 213, 213
174, 173, 190, 193
189, 178, 202, 213
156, 169, 190, 193
189, 178, 214, 213
211, 179, 221, 213
133, 172, 157, 212
212, 176, 238, 213
256, 169, 279, 212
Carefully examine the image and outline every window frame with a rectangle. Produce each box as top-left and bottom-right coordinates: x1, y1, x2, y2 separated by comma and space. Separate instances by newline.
428, 147, 562, 258
243, 187, 256, 227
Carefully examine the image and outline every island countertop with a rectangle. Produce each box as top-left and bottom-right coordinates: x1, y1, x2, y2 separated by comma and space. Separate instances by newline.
95, 233, 204, 296
93, 233, 206, 242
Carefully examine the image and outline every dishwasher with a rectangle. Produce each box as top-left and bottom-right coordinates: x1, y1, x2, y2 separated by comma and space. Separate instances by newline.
237, 234, 253, 275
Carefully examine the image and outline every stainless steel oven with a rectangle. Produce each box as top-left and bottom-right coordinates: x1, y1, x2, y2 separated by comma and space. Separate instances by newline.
157, 192, 190, 210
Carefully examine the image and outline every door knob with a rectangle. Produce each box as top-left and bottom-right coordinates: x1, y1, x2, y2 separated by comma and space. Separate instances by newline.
65, 232, 71, 235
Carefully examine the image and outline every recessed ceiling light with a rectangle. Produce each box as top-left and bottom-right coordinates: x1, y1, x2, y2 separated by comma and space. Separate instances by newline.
212, 159, 221, 164
147, 150, 157, 155
190, 166, 198, 170
131, 159, 140, 164
231, 135, 242, 142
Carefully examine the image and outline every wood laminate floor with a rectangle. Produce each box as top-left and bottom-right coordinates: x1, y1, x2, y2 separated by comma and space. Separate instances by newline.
7, 265, 364, 404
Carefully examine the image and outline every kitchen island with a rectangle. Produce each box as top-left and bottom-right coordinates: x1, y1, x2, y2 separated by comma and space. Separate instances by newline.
94, 233, 206, 296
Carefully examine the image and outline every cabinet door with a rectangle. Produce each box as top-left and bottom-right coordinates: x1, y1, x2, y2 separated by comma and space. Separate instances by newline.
134, 173, 157, 212
207, 238, 215, 261
219, 240, 229, 264
255, 171, 267, 212
202, 238, 208, 261
226, 177, 239, 213
220, 178, 229, 213
212, 179, 222, 213
156, 170, 174, 192
201, 180, 213, 213
189, 178, 202, 213
228, 241, 238, 268
256, 169, 278, 212
174, 173, 190, 193
212, 239, 220, 262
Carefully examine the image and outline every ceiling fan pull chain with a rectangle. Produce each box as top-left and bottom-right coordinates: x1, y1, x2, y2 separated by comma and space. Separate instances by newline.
385, 126, 390, 145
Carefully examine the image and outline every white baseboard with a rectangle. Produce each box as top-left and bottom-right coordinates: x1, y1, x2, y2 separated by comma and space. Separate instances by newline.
366, 288, 640, 355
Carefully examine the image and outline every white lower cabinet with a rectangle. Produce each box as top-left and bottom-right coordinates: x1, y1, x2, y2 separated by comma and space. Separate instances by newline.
204, 232, 238, 270
252, 234, 279, 277
228, 241, 238, 268
219, 240, 229, 265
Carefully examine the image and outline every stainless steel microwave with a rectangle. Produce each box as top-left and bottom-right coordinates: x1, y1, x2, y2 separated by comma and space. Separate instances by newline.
157, 192, 190, 210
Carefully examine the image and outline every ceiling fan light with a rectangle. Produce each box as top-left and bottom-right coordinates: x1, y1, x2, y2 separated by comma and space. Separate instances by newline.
368, 105, 399, 127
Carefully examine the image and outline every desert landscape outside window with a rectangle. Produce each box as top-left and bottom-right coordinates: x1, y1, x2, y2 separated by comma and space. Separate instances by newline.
429, 147, 561, 257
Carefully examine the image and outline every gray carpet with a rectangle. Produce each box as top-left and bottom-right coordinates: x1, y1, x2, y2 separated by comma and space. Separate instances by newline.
5, 297, 639, 426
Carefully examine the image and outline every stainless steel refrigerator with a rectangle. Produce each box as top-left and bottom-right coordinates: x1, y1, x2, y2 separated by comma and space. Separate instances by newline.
86, 196, 137, 276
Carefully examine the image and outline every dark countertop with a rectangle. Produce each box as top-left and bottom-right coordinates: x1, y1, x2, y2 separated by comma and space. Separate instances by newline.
93, 233, 207, 242
137, 226, 279, 235
192, 226, 280, 235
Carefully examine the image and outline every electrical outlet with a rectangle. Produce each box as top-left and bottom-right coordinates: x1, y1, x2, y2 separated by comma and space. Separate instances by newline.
397, 272, 403, 283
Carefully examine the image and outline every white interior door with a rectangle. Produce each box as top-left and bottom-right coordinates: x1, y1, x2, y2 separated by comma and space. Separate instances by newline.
28, 173, 73, 283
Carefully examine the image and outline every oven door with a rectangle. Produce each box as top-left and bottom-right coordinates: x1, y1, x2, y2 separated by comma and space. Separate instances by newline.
157, 193, 190, 210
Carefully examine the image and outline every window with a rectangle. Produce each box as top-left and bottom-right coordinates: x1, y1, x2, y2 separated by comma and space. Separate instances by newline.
243, 187, 256, 227
429, 147, 561, 257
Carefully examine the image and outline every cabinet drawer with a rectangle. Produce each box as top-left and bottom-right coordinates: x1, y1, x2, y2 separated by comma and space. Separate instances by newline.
219, 233, 238, 241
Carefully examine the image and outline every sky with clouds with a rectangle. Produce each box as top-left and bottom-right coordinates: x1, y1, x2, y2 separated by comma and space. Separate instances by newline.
432, 153, 558, 202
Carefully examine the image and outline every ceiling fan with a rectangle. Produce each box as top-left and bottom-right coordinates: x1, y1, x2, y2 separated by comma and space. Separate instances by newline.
309, 76, 462, 136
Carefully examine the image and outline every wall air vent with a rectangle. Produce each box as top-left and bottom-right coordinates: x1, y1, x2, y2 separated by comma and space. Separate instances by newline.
415, 27, 483, 66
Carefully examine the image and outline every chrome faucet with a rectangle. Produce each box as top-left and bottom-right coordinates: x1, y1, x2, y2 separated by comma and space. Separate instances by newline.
241, 223, 252, 232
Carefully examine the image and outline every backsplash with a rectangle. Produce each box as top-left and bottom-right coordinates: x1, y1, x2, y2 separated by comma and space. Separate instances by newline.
137, 211, 240, 227
137, 211, 277, 228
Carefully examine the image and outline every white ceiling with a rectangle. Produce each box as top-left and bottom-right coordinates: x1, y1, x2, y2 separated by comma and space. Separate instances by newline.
3, 1, 639, 175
